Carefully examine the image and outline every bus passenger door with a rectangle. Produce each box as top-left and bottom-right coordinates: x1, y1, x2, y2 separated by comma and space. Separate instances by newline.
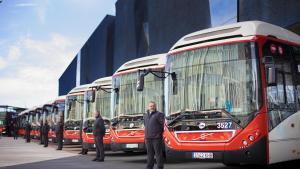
264, 41, 300, 164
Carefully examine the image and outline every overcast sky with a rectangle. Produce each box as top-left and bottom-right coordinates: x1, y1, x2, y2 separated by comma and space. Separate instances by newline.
0, 0, 236, 108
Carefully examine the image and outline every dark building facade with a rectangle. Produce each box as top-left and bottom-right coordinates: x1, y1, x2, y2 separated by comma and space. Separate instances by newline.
80, 15, 115, 85
239, 0, 300, 34
112, 0, 211, 71
59, 0, 211, 95
59, 55, 77, 95
147, 0, 211, 55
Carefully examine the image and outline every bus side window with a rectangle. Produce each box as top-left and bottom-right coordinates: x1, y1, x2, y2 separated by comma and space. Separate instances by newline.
295, 63, 300, 109
292, 46, 300, 110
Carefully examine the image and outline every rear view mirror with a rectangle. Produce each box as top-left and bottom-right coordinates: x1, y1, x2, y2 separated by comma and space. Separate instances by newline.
68, 102, 72, 111
171, 72, 178, 95
89, 90, 95, 102
267, 66, 277, 86
137, 71, 145, 91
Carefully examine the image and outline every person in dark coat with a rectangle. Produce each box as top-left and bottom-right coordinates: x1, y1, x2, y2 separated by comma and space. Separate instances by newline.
144, 101, 165, 169
13, 123, 19, 140
55, 114, 64, 150
25, 121, 32, 143
39, 120, 44, 145
43, 120, 50, 147
92, 111, 105, 162
79, 119, 88, 155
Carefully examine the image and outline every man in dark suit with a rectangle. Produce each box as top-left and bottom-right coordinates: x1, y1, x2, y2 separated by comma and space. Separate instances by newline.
43, 120, 50, 147
39, 120, 44, 145
25, 121, 32, 143
56, 114, 64, 150
144, 101, 165, 169
92, 111, 105, 162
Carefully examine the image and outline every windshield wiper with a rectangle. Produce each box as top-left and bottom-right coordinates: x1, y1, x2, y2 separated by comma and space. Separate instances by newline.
167, 109, 242, 128
167, 113, 186, 126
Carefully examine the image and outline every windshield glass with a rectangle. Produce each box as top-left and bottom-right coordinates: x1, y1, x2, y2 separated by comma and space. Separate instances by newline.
44, 105, 53, 125
96, 89, 111, 119
112, 70, 164, 118
53, 102, 64, 124
167, 42, 261, 118
66, 95, 84, 122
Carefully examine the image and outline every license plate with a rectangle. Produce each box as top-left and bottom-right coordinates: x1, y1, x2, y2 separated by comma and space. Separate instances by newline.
192, 152, 214, 159
49, 138, 52, 141
126, 144, 138, 148
72, 139, 79, 143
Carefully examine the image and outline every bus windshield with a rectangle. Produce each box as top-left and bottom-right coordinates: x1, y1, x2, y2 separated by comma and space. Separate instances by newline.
86, 89, 111, 119
66, 95, 84, 122
112, 70, 164, 118
52, 102, 64, 124
44, 105, 52, 125
167, 42, 261, 122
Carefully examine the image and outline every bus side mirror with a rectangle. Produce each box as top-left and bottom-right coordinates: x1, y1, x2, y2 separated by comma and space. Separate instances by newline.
137, 72, 145, 91
68, 102, 72, 111
267, 66, 277, 86
89, 90, 95, 102
171, 72, 178, 95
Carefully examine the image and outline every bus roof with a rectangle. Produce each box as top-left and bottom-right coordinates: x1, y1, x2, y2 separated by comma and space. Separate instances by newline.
56, 95, 66, 102
68, 83, 93, 95
170, 21, 300, 51
44, 95, 66, 106
115, 53, 166, 74
18, 109, 30, 116
91, 76, 112, 88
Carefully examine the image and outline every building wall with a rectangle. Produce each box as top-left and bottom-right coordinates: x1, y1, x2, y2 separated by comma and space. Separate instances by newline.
147, 0, 211, 55
80, 15, 115, 85
58, 55, 77, 96
59, 0, 211, 95
239, 0, 300, 28
112, 0, 211, 72
113, 0, 141, 71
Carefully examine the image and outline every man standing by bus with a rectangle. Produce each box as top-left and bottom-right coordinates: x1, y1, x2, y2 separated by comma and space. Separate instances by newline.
144, 101, 165, 169
43, 120, 50, 147
25, 121, 31, 143
39, 120, 44, 145
92, 111, 105, 162
55, 113, 64, 150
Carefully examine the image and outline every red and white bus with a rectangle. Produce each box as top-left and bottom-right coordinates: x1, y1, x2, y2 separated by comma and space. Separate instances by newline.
110, 54, 166, 152
42, 96, 65, 142
35, 106, 44, 139
163, 21, 300, 165
17, 109, 29, 136
82, 77, 112, 152
64, 84, 92, 144
27, 107, 40, 138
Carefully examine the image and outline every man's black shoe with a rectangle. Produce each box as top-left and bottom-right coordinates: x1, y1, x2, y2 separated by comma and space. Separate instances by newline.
97, 159, 104, 162
92, 158, 99, 161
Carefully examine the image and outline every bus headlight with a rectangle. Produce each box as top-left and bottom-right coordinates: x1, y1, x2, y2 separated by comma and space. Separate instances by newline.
248, 135, 254, 142
242, 140, 248, 146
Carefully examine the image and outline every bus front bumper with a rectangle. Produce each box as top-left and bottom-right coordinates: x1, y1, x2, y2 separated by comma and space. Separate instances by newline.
63, 138, 81, 145
110, 141, 146, 152
165, 137, 267, 165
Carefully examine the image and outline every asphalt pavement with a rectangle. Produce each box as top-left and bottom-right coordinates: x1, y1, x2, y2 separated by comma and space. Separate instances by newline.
1, 137, 300, 169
